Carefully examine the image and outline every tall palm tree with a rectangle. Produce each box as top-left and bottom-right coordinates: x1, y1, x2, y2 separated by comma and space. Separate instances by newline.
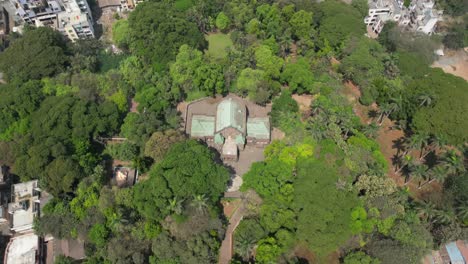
408, 133, 430, 159
408, 163, 428, 187
167, 197, 184, 215
234, 235, 256, 262
441, 150, 466, 175
418, 93, 435, 107
396, 154, 413, 174
419, 165, 448, 188
378, 102, 398, 125
428, 135, 447, 153
432, 209, 456, 225
190, 194, 208, 213
415, 200, 437, 222
456, 203, 468, 222
363, 122, 380, 139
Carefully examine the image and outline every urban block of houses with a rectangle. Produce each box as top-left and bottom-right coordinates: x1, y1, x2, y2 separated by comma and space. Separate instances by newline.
11, 0, 94, 41
1, 178, 85, 264
365, 0, 443, 35
185, 95, 271, 161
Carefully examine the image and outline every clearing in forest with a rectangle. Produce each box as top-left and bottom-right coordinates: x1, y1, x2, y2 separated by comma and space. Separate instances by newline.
205, 33, 233, 60
341, 82, 441, 198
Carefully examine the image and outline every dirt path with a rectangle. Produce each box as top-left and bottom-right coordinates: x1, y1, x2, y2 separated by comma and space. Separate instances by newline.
218, 195, 247, 264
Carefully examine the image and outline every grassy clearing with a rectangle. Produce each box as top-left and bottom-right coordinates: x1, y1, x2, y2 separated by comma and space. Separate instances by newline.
205, 33, 233, 60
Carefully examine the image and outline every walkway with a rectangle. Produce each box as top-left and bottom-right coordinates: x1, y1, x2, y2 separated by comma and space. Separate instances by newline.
218, 191, 260, 264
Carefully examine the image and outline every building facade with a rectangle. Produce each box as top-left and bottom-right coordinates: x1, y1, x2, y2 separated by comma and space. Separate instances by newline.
7, 180, 41, 233
12, 0, 94, 41
365, 0, 442, 35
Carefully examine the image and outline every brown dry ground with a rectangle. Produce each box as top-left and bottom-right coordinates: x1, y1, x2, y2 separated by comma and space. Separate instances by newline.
222, 199, 241, 220
432, 49, 468, 81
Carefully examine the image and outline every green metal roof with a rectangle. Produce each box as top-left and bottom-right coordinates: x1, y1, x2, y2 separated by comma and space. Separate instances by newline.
191, 115, 215, 137
235, 134, 245, 145
214, 133, 225, 144
247, 117, 270, 139
215, 98, 246, 134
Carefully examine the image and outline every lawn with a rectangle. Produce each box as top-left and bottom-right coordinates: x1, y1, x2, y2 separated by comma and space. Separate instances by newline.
205, 33, 233, 60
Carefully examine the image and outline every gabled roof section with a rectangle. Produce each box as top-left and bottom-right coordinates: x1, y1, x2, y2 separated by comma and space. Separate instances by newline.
247, 117, 270, 140
215, 98, 246, 134
191, 115, 215, 137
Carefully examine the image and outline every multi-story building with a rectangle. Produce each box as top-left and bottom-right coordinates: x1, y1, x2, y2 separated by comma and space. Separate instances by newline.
11, 0, 94, 41
7, 180, 41, 233
365, 0, 442, 35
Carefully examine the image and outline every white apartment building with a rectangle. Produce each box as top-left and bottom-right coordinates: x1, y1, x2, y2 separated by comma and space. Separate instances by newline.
11, 0, 94, 41
365, 0, 442, 35
7, 180, 41, 233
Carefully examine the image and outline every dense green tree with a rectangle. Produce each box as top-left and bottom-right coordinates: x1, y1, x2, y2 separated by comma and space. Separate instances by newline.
366, 238, 430, 264
235, 68, 266, 98
410, 69, 468, 145
0, 27, 68, 82
234, 218, 267, 261
270, 90, 301, 132
340, 37, 386, 88
254, 45, 283, 78
144, 130, 185, 163
343, 251, 380, 264
294, 156, 359, 258
316, 1, 365, 49
280, 57, 315, 94
44, 157, 83, 197
215, 12, 230, 30
133, 140, 229, 221
289, 10, 314, 40
0, 81, 44, 140
127, 1, 207, 70
112, 19, 130, 49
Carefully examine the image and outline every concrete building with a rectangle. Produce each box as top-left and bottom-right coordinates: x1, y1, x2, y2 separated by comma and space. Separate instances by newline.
186, 95, 271, 161
4, 232, 39, 264
365, 0, 442, 35
7, 180, 41, 233
11, 0, 94, 41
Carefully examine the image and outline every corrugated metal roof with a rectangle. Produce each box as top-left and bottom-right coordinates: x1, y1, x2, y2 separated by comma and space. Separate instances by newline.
191, 115, 215, 137
445, 242, 466, 264
215, 98, 246, 134
247, 117, 270, 139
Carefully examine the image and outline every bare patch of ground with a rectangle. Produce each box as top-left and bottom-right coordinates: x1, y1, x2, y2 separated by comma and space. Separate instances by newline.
432, 49, 468, 81
271, 127, 285, 141
292, 93, 315, 120
130, 98, 139, 113
292, 244, 316, 263
222, 199, 241, 220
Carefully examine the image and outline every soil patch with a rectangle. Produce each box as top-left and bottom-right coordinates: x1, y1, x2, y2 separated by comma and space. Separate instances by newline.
432, 50, 468, 81
222, 199, 241, 219
292, 93, 315, 120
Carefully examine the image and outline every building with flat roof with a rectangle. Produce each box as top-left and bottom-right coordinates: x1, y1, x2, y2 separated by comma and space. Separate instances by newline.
3, 232, 39, 264
185, 95, 271, 161
7, 180, 40, 233
365, 0, 442, 35
12, 0, 94, 41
